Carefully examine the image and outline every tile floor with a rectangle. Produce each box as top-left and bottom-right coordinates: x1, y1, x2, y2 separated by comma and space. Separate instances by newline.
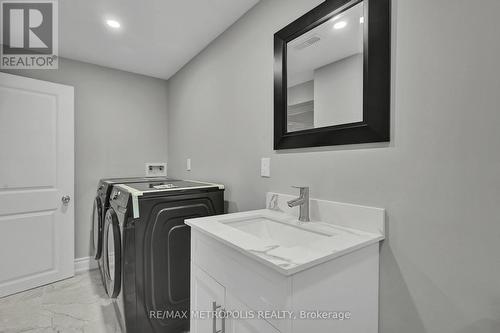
0, 270, 122, 333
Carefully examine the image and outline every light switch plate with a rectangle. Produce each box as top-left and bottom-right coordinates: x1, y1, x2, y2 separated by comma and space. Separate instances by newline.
145, 163, 167, 177
261, 157, 271, 177
186, 158, 191, 171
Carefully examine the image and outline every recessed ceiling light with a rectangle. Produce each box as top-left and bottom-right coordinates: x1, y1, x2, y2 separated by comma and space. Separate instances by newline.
333, 21, 347, 30
106, 19, 121, 29
360, 17, 365, 24
330, 14, 342, 22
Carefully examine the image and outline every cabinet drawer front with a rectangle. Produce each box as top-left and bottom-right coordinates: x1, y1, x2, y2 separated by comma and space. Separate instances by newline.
192, 231, 291, 332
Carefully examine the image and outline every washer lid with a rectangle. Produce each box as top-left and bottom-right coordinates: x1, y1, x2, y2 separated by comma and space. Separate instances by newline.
122, 180, 224, 193
115, 180, 224, 219
100, 176, 173, 185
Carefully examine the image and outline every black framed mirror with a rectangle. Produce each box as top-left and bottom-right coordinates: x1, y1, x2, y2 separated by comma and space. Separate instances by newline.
274, 0, 391, 149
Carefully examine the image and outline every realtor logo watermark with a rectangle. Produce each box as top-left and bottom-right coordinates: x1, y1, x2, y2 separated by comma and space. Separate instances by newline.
0, 0, 58, 69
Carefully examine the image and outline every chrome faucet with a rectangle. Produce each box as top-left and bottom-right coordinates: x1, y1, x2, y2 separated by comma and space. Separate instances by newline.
287, 186, 310, 222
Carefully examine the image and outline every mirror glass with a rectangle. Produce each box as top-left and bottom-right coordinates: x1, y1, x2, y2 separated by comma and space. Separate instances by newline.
286, 1, 364, 132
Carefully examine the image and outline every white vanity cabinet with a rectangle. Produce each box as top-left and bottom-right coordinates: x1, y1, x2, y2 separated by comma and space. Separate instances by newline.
191, 265, 280, 333
225, 294, 281, 333
188, 193, 385, 333
191, 265, 226, 333
190, 233, 284, 333
190, 229, 380, 333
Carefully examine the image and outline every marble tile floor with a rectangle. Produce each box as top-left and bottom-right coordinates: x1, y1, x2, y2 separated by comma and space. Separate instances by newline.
0, 269, 122, 333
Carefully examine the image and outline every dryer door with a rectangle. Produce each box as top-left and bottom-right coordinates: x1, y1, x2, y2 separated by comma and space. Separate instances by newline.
92, 196, 103, 259
103, 208, 122, 298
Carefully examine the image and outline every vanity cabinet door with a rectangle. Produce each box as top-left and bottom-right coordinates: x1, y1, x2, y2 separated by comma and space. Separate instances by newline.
191, 265, 226, 333
227, 294, 281, 333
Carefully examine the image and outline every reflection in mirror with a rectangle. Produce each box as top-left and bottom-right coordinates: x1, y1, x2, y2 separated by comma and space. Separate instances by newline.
286, 2, 364, 132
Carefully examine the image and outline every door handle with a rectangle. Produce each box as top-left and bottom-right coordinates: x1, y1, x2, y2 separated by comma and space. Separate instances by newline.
212, 301, 225, 333
61, 195, 71, 205
221, 308, 226, 333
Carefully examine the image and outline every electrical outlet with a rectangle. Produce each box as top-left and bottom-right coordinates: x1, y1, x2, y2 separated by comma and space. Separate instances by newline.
261, 157, 271, 177
145, 163, 167, 177
186, 158, 191, 171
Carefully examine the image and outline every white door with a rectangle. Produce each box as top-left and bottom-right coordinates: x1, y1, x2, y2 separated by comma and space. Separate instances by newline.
0, 72, 74, 298
191, 265, 226, 333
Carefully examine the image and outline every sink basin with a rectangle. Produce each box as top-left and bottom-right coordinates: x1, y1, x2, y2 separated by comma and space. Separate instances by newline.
223, 216, 332, 248
186, 206, 385, 275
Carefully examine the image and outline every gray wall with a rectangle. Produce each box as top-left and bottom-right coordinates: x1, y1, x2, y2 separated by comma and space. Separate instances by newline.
2, 58, 168, 259
167, 0, 500, 332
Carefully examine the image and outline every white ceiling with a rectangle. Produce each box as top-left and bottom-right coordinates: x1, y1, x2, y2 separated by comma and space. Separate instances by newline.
59, 0, 259, 79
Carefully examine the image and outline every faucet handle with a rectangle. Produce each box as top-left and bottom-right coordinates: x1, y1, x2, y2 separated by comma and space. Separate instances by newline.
291, 186, 309, 196
290, 186, 310, 222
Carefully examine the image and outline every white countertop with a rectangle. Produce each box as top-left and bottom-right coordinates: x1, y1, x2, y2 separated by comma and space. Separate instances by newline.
186, 208, 384, 276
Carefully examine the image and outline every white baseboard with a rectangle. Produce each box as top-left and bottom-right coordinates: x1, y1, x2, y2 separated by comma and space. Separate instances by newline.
74, 256, 98, 273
